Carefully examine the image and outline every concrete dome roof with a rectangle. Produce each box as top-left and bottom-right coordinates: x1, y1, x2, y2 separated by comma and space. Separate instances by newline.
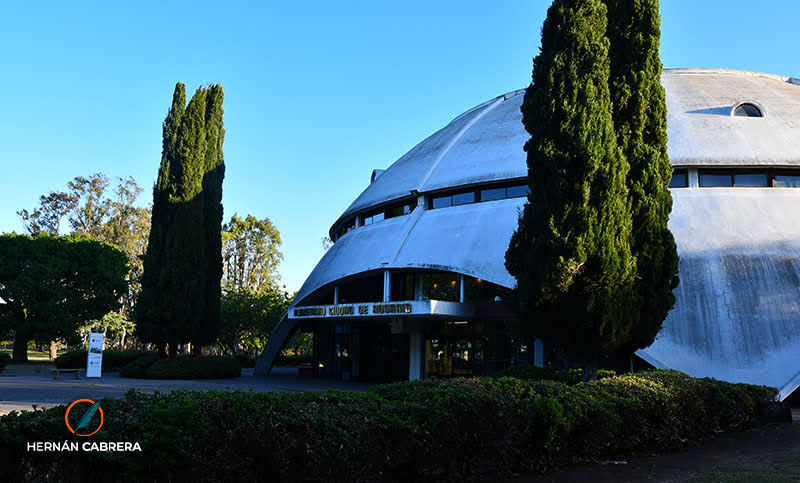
277, 68, 800, 399
335, 68, 800, 231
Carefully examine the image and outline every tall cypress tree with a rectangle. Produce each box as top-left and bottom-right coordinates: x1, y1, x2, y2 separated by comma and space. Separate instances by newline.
137, 83, 225, 355
195, 84, 226, 349
604, 0, 679, 355
505, 0, 636, 379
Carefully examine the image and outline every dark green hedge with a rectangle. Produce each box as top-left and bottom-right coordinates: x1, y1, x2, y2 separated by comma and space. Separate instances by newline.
118, 353, 160, 378
0, 370, 786, 481
54, 350, 153, 371
233, 353, 257, 368
493, 365, 616, 384
119, 355, 241, 379
0, 353, 10, 373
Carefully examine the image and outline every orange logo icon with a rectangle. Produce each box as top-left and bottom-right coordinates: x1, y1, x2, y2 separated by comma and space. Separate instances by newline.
64, 399, 104, 437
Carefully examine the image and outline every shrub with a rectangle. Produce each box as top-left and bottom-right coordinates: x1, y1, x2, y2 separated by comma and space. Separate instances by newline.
53, 349, 87, 369
233, 353, 257, 368
54, 349, 154, 371
0, 353, 10, 373
493, 365, 616, 384
0, 370, 787, 481
119, 353, 160, 378
144, 355, 241, 379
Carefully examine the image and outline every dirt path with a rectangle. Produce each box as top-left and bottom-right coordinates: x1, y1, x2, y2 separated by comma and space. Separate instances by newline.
524, 422, 800, 482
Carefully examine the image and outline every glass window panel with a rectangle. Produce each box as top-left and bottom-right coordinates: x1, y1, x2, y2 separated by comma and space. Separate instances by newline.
452, 191, 476, 206
480, 187, 506, 201
403, 204, 414, 214
386, 205, 403, 219
734, 173, 768, 187
338, 274, 384, 304
420, 273, 459, 301
774, 175, 800, 188
431, 196, 452, 209
669, 171, 688, 188
363, 216, 373, 225
699, 173, 733, 187
734, 104, 762, 117
507, 185, 531, 198
372, 212, 384, 223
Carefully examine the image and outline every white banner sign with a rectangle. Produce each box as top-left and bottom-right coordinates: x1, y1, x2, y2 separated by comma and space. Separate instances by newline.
86, 333, 104, 378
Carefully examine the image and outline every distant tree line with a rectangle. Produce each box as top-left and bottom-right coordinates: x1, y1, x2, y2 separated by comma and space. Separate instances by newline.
3, 83, 292, 362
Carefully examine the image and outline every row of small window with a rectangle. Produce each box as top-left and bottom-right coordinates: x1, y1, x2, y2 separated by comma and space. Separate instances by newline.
669, 169, 800, 188
333, 199, 417, 240
362, 201, 416, 226
429, 184, 531, 210
333, 182, 533, 242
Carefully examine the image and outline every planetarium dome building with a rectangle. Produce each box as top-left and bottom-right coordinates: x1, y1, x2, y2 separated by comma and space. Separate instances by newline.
256, 68, 800, 400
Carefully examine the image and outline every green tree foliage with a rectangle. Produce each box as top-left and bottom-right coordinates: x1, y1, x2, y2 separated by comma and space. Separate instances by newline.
0, 235, 128, 362
505, 0, 636, 379
17, 174, 151, 318
604, 0, 679, 353
218, 288, 292, 356
81, 312, 136, 351
137, 83, 226, 355
222, 214, 283, 293
200, 85, 226, 350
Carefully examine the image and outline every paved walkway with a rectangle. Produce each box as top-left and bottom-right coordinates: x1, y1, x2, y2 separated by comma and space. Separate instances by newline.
524, 422, 800, 482
0, 368, 372, 414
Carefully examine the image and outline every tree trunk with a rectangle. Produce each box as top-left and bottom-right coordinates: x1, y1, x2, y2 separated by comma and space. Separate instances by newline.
120, 328, 127, 351
168, 343, 177, 357
49, 340, 59, 360
12, 332, 28, 362
628, 353, 634, 373
582, 347, 598, 382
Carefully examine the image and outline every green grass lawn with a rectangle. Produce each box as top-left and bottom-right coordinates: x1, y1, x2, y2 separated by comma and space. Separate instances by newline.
0, 348, 54, 362
0, 348, 55, 375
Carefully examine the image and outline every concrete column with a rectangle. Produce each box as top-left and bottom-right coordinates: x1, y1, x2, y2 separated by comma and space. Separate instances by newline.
414, 274, 422, 301
458, 274, 465, 303
688, 168, 699, 188
534, 338, 544, 367
409, 328, 423, 381
355, 215, 362, 228
333, 285, 339, 305
383, 270, 391, 302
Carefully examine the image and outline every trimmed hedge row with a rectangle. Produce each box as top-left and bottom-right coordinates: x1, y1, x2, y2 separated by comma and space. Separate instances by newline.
493, 365, 616, 384
118, 353, 160, 378
234, 353, 257, 368
0, 353, 9, 373
0, 370, 787, 481
144, 355, 241, 379
119, 354, 241, 379
54, 349, 153, 371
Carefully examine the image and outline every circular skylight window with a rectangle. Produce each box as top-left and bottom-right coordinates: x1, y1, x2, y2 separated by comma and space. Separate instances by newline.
733, 102, 764, 117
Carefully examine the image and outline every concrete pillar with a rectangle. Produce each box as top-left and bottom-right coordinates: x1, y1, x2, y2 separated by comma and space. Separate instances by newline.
534, 338, 544, 367
688, 168, 699, 188
355, 215, 362, 228
458, 274, 465, 303
383, 270, 391, 302
414, 274, 422, 301
333, 285, 339, 305
409, 328, 423, 381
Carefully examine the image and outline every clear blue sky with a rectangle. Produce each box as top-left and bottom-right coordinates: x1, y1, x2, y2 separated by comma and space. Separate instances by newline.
0, 1, 797, 291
